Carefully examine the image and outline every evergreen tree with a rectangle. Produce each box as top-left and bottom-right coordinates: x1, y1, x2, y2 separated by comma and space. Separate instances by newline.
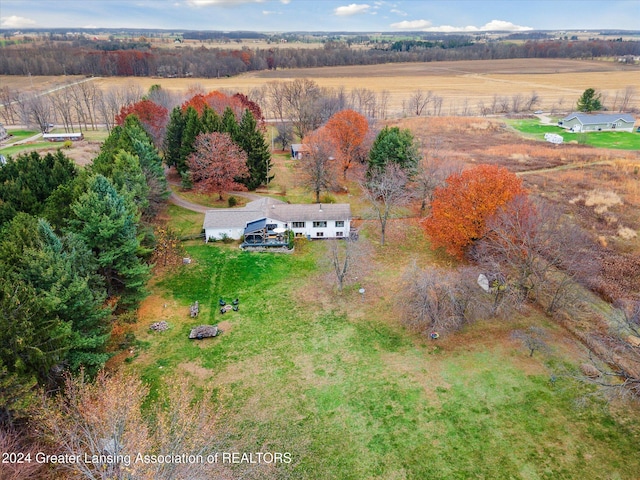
576, 88, 603, 112
178, 106, 203, 175
110, 151, 150, 217
69, 175, 150, 309
222, 106, 240, 137
0, 214, 110, 396
201, 105, 222, 133
92, 116, 167, 219
368, 126, 421, 177
0, 151, 77, 227
164, 106, 185, 168
235, 109, 273, 190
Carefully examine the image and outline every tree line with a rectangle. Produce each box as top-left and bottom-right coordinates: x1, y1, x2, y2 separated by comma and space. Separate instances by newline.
1, 38, 638, 77
0, 114, 168, 428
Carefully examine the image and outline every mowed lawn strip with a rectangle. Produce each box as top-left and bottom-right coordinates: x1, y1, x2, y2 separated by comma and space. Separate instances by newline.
508, 119, 640, 150
132, 239, 640, 479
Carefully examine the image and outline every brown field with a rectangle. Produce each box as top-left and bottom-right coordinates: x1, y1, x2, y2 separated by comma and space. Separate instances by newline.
2, 58, 639, 116
392, 115, 640, 301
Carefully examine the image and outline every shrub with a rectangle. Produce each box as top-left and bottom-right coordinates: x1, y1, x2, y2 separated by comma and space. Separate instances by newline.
228, 196, 238, 207
63, 140, 73, 149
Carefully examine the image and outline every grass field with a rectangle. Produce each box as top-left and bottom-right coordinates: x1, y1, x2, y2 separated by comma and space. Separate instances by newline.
130, 221, 640, 479
508, 119, 640, 150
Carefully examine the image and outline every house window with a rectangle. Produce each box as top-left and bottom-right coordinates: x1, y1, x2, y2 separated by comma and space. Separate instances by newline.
316, 232, 324, 237
313, 221, 327, 228
266, 224, 277, 231
292, 221, 305, 228
335, 221, 344, 227
336, 232, 343, 237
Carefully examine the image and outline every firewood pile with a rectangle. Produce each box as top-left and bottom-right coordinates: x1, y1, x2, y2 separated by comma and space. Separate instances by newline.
150, 321, 169, 332
189, 325, 220, 339
190, 301, 199, 318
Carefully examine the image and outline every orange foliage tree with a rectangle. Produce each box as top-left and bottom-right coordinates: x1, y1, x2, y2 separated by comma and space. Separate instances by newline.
422, 164, 525, 259
324, 109, 369, 180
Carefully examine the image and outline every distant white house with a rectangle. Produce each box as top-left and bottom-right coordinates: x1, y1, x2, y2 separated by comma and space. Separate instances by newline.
559, 113, 636, 133
203, 197, 352, 243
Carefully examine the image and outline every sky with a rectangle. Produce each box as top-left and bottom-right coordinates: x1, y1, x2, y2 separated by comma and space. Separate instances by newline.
1, 0, 639, 32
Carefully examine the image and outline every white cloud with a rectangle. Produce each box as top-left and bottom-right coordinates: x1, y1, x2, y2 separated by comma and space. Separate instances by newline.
390, 9, 407, 16
480, 20, 532, 31
390, 19, 432, 29
186, 0, 265, 6
391, 18, 531, 32
1, 15, 37, 28
280, 0, 291, 4
334, 4, 371, 16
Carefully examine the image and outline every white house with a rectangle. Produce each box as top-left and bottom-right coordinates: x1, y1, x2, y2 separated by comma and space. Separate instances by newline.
203, 197, 352, 243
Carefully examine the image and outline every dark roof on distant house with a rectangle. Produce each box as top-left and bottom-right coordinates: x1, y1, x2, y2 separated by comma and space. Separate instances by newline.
561, 112, 635, 125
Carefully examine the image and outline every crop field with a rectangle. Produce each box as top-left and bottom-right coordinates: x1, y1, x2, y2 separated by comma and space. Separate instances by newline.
2, 58, 638, 117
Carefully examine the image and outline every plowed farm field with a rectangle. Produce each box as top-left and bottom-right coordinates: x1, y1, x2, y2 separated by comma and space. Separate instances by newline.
3, 58, 639, 116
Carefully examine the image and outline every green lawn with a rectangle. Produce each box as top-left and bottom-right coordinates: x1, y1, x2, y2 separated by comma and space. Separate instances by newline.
130, 238, 640, 479
508, 119, 640, 150
0, 142, 52, 157
2, 129, 39, 142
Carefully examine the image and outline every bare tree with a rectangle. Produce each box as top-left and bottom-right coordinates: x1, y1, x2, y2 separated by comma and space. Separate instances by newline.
0, 86, 20, 125
511, 94, 523, 113
39, 371, 220, 480
525, 91, 541, 112
21, 93, 53, 132
407, 89, 432, 116
361, 163, 411, 246
324, 236, 371, 292
50, 87, 77, 132
412, 137, 462, 215
401, 265, 478, 336
512, 327, 550, 357
618, 86, 636, 112
472, 196, 596, 315
300, 128, 337, 203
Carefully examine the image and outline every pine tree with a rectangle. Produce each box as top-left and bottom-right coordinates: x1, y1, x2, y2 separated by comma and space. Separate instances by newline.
69, 175, 150, 309
235, 109, 273, 190
164, 106, 185, 168
178, 106, 203, 175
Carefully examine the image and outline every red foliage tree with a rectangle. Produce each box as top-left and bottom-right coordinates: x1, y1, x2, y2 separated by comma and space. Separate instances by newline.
180, 91, 263, 125
187, 132, 248, 199
115, 99, 168, 146
422, 164, 525, 259
324, 109, 369, 180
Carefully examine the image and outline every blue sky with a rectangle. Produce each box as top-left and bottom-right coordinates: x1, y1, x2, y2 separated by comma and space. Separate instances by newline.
1, 0, 639, 31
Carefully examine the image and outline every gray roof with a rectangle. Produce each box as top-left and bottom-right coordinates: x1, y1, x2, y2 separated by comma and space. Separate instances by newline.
562, 112, 636, 125
268, 203, 351, 222
203, 197, 351, 230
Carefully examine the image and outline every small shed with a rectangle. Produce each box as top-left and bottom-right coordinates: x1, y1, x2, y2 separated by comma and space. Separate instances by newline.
291, 143, 309, 160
